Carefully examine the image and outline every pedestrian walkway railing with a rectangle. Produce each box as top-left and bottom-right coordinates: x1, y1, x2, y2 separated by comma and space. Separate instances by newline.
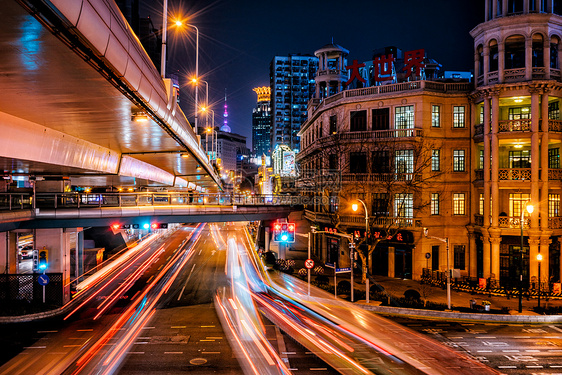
421, 268, 560, 300
0, 192, 300, 211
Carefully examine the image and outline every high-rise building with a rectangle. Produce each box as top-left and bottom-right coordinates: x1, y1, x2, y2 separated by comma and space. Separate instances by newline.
270, 54, 318, 153
252, 86, 271, 160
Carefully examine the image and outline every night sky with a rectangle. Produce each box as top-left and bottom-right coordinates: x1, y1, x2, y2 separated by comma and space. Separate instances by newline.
140, 0, 485, 149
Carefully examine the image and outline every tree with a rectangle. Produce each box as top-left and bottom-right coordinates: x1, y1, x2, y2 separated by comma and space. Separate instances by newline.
305, 112, 445, 284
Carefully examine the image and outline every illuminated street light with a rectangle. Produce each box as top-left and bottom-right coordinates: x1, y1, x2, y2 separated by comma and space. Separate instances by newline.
351, 199, 368, 304
424, 227, 451, 310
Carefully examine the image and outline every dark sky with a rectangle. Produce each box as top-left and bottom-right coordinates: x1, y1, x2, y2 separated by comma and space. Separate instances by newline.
140, 0, 485, 149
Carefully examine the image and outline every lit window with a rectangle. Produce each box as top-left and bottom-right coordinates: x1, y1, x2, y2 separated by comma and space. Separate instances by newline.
431, 105, 440, 127
395, 105, 414, 129
453, 106, 465, 128
549, 194, 560, 217
453, 193, 465, 215
431, 193, 439, 215
395, 193, 413, 218
431, 149, 440, 171
453, 150, 465, 172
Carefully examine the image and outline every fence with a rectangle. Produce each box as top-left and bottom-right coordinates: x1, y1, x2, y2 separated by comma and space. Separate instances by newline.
0, 273, 63, 306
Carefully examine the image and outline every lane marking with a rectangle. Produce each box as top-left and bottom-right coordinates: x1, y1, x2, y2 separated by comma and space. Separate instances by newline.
24, 346, 46, 349
171, 326, 186, 329
164, 352, 183, 354
37, 330, 57, 333
202, 352, 221, 354
498, 366, 517, 369
550, 325, 562, 333
177, 264, 197, 301
129, 352, 145, 354
201, 325, 215, 328
142, 327, 155, 329
76, 329, 93, 332
206, 337, 223, 339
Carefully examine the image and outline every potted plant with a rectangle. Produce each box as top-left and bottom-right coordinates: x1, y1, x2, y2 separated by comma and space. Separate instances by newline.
482, 300, 491, 311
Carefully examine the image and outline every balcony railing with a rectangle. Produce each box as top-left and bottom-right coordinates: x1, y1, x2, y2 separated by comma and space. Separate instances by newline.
549, 119, 562, 132
549, 217, 562, 229
498, 216, 530, 229
341, 173, 416, 182
304, 210, 420, 228
487, 71, 499, 84
504, 68, 526, 82
498, 168, 531, 180
552, 69, 561, 79
474, 123, 484, 136
498, 119, 531, 132
0, 193, 33, 211
549, 169, 562, 180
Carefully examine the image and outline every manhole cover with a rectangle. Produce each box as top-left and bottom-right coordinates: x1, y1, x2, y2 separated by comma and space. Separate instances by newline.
190, 358, 208, 365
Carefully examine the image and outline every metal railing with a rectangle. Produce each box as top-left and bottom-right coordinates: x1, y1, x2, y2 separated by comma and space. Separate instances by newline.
0, 192, 299, 211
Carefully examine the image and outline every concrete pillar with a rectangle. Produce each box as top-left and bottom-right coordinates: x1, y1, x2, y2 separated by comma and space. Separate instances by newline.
526, 37, 533, 81
491, 93, 500, 227
493, 0, 498, 18
265, 227, 270, 252
388, 247, 395, 278
475, 50, 481, 86
35, 228, 72, 303
502, 0, 508, 16
77, 230, 84, 279
0, 231, 17, 274
485, 0, 490, 20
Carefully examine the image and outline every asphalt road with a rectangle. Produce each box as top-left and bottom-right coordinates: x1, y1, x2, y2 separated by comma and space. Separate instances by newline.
392, 317, 562, 374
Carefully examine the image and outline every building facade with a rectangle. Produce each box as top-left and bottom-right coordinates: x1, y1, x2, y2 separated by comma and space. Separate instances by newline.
297, 1, 562, 289
252, 87, 272, 159
270, 54, 318, 153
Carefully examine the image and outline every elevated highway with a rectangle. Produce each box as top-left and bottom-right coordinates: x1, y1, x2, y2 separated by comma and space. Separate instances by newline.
1, 0, 220, 192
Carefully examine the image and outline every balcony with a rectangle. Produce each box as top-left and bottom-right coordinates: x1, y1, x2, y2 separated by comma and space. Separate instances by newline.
474, 123, 483, 136
549, 119, 562, 132
498, 216, 530, 229
304, 210, 419, 228
504, 68, 526, 82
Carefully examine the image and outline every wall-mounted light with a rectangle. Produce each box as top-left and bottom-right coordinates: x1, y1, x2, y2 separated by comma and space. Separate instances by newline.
514, 144, 523, 148
131, 109, 149, 122
181, 153, 189, 158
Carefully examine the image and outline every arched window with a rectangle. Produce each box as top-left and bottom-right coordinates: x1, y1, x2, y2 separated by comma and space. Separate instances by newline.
532, 34, 544, 67
505, 35, 526, 69
489, 40, 499, 72
551, 35, 561, 69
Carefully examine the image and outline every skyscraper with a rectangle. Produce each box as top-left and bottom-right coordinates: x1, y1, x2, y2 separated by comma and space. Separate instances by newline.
252, 86, 271, 159
269, 54, 318, 153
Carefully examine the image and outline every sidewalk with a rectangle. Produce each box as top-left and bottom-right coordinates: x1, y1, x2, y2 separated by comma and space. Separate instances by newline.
274, 246, 562, 323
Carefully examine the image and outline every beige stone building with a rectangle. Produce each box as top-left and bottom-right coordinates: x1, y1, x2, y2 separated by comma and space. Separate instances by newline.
297, 1, 562, 290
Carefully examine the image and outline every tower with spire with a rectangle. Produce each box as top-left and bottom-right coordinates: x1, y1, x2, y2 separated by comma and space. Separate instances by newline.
220, 88, 231, 133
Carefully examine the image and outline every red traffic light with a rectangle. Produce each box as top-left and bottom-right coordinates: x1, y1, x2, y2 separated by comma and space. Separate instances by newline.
151, 223, 159, 229
111, 223, 120, 230
288, 223, 295, 231
274, 223, 281, 231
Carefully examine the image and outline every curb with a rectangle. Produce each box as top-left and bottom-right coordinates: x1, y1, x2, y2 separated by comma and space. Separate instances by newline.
356, 303, 562, 323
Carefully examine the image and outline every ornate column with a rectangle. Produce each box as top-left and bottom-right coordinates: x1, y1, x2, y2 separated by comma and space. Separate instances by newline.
483, 45, 490, 85
484, 95, 491, 227
498, 42, 505, 83
530, 86, 541, 228
468, 231, 478, 279
541, 88, 551, 231
526, 37, 533, 81
485, 0, 490, 20
502, 0, 508, 16
523, 0, 529, 13
491, 91, 500, 227
483, 232, 492, 278
475, 50, 481, 87
528, 237, 541, 284
489, 235, 502, 283
544, 38, 551, 79
492, 0, 497, 19
540, 237, 552, 289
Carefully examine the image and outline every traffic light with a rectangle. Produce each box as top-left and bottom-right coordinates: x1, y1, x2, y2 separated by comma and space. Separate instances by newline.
286, 222, 295, 243
150, 223, 168, 230
38, 247, 48, 271
273, 222, 282, 242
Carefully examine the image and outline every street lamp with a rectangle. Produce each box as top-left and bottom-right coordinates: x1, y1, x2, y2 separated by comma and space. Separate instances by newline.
424, 227, 451, 310
519, 201, 534, 313
537, 253, 542, 310
352, 198, 368, 303
202, 107, 216, 161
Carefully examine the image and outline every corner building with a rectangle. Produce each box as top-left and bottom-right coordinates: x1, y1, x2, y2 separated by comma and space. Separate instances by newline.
297, 1, 562, 288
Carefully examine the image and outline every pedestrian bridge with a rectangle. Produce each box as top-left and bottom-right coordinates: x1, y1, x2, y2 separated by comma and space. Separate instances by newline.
0, 192, 298, 231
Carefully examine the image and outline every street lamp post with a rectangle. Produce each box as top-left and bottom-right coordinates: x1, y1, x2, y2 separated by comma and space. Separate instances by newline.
424, 227, 451, 310
519, 201, 534, 313
187, 24, 200, 132
352, 199, 369, 303
160, 0, 168, 78
537, 253, 542, 310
